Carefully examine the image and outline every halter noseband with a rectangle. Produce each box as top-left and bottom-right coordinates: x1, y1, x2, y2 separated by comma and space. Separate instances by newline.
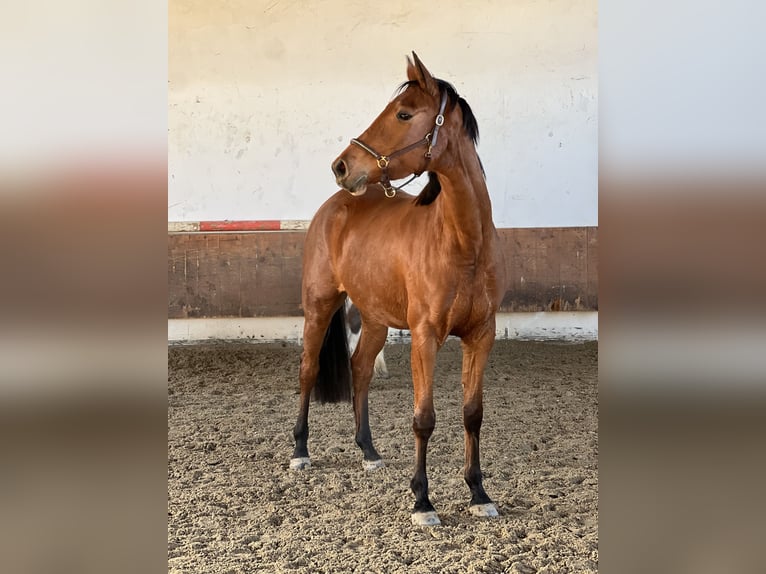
350, 91, 448, 198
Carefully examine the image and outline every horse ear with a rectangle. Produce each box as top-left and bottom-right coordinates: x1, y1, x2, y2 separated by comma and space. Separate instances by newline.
407, 52, 439, 97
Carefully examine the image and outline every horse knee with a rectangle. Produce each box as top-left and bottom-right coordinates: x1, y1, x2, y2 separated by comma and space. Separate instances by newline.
463, 402, 483, 433
412, 410, 435, 438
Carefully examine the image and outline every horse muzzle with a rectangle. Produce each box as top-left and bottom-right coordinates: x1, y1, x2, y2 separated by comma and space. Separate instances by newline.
332, 157, 369, 195
345, 174, 368, 196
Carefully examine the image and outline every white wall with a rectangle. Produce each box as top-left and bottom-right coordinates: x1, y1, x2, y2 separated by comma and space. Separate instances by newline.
169, 0, 597, 228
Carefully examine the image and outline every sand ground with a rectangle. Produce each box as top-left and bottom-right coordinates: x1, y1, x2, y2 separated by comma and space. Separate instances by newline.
168, 339, 598, 573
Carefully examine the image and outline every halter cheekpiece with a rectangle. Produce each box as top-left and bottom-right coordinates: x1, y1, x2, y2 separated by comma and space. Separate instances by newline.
350, 91, 448, 198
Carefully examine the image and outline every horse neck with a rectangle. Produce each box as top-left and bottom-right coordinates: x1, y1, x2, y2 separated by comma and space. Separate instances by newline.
434, 135, 495, 253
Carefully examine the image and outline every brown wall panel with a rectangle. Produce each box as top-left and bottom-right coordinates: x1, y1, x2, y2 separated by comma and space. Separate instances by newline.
168, 227, 597, 318
586, 227, 599, 310
168, 232, 305, 318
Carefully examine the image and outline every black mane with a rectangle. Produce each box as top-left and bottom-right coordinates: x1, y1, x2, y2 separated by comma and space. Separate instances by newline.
413, 172, 442, 206
396, 78, 483, 206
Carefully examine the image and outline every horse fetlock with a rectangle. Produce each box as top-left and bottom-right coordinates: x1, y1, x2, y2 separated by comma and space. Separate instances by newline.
354, 430, 370, 448
411, 492, 436, 517
468, 483, 493, 507
464, 466, 484, 488
293, 420, 309, 444
291, 438, 309, 460
410, 473, 430, 497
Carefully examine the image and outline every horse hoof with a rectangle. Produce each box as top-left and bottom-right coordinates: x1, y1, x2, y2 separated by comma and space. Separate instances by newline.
289, 457, 311, 471
411, 511, 441, 526
363, 459, 385, 471
469, 503, 499, 517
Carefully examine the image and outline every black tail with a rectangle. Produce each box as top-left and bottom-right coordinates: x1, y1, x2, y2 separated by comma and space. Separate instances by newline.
313, 306, 352, 403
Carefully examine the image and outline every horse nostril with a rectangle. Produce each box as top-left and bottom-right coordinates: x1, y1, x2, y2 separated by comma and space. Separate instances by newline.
332, 158, 347, 178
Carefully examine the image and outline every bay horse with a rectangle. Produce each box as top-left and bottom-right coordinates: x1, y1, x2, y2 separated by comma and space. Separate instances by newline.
291, 52, 507, 526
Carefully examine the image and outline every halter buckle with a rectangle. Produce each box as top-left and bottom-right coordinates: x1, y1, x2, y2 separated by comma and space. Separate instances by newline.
435, 114, 444, 126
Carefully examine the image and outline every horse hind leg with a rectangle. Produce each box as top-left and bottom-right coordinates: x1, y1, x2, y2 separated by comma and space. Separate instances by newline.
290, 295, 346, 471
461, 327, 499, 517
346, 298, 388, 379
350, 319, 388, 471
373, 348, 389, 378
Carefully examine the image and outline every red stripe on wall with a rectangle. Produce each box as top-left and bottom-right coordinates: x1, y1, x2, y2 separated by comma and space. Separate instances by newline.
198, 220, 282, 231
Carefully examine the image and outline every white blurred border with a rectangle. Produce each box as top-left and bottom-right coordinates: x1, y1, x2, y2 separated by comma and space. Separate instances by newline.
0, 0, 166, 174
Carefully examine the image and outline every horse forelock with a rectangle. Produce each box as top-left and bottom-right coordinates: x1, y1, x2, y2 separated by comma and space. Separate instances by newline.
395, 79, 480, 146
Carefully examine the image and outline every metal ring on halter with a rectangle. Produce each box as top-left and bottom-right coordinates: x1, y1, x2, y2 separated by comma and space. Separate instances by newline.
424, 133, 433, 158
377, 156, 389, 169
384, 186, 396, 198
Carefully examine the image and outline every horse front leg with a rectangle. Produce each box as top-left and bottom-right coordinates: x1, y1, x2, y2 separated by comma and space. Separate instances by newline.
409, 327, 440, 526
461, 325, 499, 517
290, 299, 340, 470
350, 320, 388, 470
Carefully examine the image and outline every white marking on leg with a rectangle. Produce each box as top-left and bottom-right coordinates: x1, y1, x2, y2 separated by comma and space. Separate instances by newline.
374, 351, 389, 378
468, 503, 499, 517
289, 457, 311, 471
363, 459, 385, 471
411, 511, 441, 526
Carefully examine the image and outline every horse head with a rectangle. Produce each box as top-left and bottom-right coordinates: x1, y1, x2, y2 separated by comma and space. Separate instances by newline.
331, 52, 455, 197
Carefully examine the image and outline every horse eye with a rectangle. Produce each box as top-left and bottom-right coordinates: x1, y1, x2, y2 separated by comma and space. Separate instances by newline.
396, 111, 412, 121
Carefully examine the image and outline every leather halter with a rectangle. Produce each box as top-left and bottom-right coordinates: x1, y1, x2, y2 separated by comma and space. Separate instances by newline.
350, 91, 448, 198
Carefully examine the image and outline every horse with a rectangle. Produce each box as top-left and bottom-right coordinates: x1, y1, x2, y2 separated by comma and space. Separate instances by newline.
291, 52, 507, 526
